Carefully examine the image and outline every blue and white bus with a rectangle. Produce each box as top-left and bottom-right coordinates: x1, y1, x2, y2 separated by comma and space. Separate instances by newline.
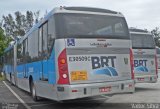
130, 28, 158, 83
4, 7, 135, 101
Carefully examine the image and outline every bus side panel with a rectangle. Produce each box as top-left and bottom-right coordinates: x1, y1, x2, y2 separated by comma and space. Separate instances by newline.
28, 50, 58, 100
42, 60, 48, 80
48, 48, 56, 84
33, 59, 58, 100
17, 64, 30, 92
26, 61, 41, 82
5, 65, 10, 81
17, 61, 41, 92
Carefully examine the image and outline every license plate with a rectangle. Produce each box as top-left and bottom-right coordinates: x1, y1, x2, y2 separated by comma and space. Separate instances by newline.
138, 78, 144, 81
99, 87, 111, 92
71, 71, 88, 81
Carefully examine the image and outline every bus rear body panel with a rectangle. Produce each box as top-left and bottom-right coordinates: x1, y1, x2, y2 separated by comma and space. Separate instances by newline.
55, 38, 135, 100
133, 49, 157, 83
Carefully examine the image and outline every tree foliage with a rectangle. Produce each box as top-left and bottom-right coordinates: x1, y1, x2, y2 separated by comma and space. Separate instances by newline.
151, 27, 160, 47
2, 11, 41, 39
0, 27, 11, 57
0, 10, 42, 64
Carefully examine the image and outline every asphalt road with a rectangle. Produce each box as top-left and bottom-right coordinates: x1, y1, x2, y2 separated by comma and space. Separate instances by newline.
0, 73, 160, 109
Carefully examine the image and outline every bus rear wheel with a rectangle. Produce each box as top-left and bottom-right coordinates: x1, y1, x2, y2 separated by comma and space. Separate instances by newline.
31, 81, 39, 101
10, 73, 13, 85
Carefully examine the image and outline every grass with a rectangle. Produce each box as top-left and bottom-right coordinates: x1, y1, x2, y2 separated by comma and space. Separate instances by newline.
0, 73, 5, 81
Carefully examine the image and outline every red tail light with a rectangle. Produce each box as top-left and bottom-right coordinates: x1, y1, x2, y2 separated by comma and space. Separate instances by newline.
58, 48, 69, 84
130, 48, 134, 80
155, 50, 158, 77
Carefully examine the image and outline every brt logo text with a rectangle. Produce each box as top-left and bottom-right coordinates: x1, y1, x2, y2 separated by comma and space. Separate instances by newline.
134, 60, 147, 67
91, 56, 116, 69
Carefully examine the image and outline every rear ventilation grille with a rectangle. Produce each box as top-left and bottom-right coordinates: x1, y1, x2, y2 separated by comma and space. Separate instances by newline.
64, 7, 118, 14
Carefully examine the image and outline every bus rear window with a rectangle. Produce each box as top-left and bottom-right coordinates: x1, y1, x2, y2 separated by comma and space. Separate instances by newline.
131, 33, 155, 49
55, 13, 129, 39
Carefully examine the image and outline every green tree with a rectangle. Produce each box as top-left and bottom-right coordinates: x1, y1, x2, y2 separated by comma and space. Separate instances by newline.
0, 27, 11, 57
26, 11, 34, 30
151, 27, 160, 47
0, 27, 7, 56
3, 14, 16, 38
2, 11, 41, 39
34, 10, 40, 24
0, 10, 42, 63
15, 11, 26, 36
0, 27, 12, 68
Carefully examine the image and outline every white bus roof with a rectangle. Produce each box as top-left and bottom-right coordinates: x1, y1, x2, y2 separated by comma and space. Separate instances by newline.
19, 6, 125, 42
129, 28, 151, 35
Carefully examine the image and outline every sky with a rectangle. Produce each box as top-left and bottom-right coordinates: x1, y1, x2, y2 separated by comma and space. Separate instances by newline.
0, 0, 160, 31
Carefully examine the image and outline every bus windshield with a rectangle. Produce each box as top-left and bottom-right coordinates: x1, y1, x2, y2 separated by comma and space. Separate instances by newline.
55, 13, 129, 39
131, 33, 155, 49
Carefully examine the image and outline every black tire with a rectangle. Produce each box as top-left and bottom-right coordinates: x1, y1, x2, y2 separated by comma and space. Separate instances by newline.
10, 73, 13, 85
31, 81, 39, 101
10, 73, 12, 82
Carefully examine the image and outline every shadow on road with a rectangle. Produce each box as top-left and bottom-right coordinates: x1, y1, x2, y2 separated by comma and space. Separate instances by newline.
135, 87, 159, 92
29, 101, 132, 109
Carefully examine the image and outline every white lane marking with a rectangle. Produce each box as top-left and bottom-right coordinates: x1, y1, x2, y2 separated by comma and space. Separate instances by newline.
3, 81, 31, 109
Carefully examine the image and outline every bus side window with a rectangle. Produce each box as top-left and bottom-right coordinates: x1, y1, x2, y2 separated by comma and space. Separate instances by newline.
11, 49, 14, 66
28, 31, 39, 62
25, 39, 28, 62
23, 40, 26, 63
42, 22, 48, 59
34, 30, 39, 61
48, 16, 56, 54
17, 44, 23, 64
39, 27, 43, 59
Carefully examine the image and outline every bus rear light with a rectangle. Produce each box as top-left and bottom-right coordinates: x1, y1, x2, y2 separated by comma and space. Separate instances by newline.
60, 66, 67, 71
155, 53, 158, 77
130, 49, 134, 80
62, 74, 68, 79
60, 59, 66, 64
58, 49, 69, 84
72, 90, 78, 92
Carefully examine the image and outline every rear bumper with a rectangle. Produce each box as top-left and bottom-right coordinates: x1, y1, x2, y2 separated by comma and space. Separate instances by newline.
56, 80, 135, 101
135, 74, 158, 83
